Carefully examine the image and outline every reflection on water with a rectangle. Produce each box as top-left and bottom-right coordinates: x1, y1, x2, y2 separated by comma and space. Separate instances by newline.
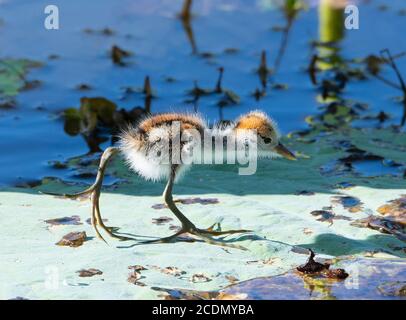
152, 258, 406, 300
317, 0, 345, 70
0, 0, 405, 186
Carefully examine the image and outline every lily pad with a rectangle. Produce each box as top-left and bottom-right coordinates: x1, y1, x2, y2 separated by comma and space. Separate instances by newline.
0, 59, 41, 98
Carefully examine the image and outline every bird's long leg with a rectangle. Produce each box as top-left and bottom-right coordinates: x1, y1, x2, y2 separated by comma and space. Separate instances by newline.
42, 147, 133, 242
138, 165, 249, 250
162, 166, 196, 230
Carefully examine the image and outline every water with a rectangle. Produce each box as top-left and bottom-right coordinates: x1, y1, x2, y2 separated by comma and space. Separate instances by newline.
0, 0, 406, 186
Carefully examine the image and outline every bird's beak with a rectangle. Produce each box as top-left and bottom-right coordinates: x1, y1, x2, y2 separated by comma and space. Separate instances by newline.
274, 142, 297, 161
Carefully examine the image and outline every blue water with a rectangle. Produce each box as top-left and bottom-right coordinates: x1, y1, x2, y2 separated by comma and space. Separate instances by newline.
0, 0, 405, 186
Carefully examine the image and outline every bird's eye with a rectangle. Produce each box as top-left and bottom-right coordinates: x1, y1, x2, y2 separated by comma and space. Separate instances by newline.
263, 137, 272, 144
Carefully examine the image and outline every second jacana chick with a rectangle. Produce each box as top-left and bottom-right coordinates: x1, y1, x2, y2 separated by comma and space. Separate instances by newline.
46, 110, 296, 250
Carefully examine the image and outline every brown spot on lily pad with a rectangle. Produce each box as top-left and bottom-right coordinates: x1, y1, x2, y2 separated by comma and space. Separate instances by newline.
128, 265, 147, 272
152, 216, 173, 225
377, 195, 406, 226
303, 228, 313, 235
151, 203, 167, 210
148, 265, 186, 277
127, 270, 144, 285
162, 266, 186, 277
169, 224, 182, 231
77, 268, 103, 277
45, 215, 82, 226
190, 273, 211, 283
127, 265, 147, 286
56, 231, 87, 247
225, 275, 239, 284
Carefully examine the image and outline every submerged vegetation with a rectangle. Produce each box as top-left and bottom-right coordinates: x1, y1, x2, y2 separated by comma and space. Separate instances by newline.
0, 59, 41, 107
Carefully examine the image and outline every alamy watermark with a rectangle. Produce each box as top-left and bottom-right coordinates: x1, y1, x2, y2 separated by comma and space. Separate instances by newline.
345, 4, 359, 30
43, 2, 360, 31
128, 121, 261, 176
44, 5, 59, 30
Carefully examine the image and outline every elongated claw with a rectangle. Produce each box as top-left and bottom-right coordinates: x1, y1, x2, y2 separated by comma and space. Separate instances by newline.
197, 227, 252, 236
136, 226, 248, 251
40, 187, 94, 200
40, 147, 135, 243
192, 231, 248, 251
136, 230, 188, 245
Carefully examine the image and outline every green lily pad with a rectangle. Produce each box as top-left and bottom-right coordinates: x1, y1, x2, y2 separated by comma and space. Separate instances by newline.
0, 59, 41, 98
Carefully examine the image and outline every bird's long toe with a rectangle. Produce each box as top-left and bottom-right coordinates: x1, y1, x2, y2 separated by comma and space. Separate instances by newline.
137, 230, 191, 245
197, 225, 252, 236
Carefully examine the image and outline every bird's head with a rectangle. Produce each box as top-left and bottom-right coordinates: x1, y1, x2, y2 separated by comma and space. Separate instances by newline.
234, 111, 296, 160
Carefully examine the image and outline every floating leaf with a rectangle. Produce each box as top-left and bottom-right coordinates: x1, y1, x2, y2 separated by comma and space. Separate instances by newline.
127, 270, 142, 285
0, 59, 41, 99
161, 266, 186, 277
128, 265, 148, 272
297, 250, 329, 274
56, 231, 87, 247
80, 97, 117, 130
63, 108, 82, 136
310, 210, 351, 225
190, 273, 211, 283
152, 216, 173, 225
351, 216, 406, 241
110, 45, 132, 66
77, 268, 103, 277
